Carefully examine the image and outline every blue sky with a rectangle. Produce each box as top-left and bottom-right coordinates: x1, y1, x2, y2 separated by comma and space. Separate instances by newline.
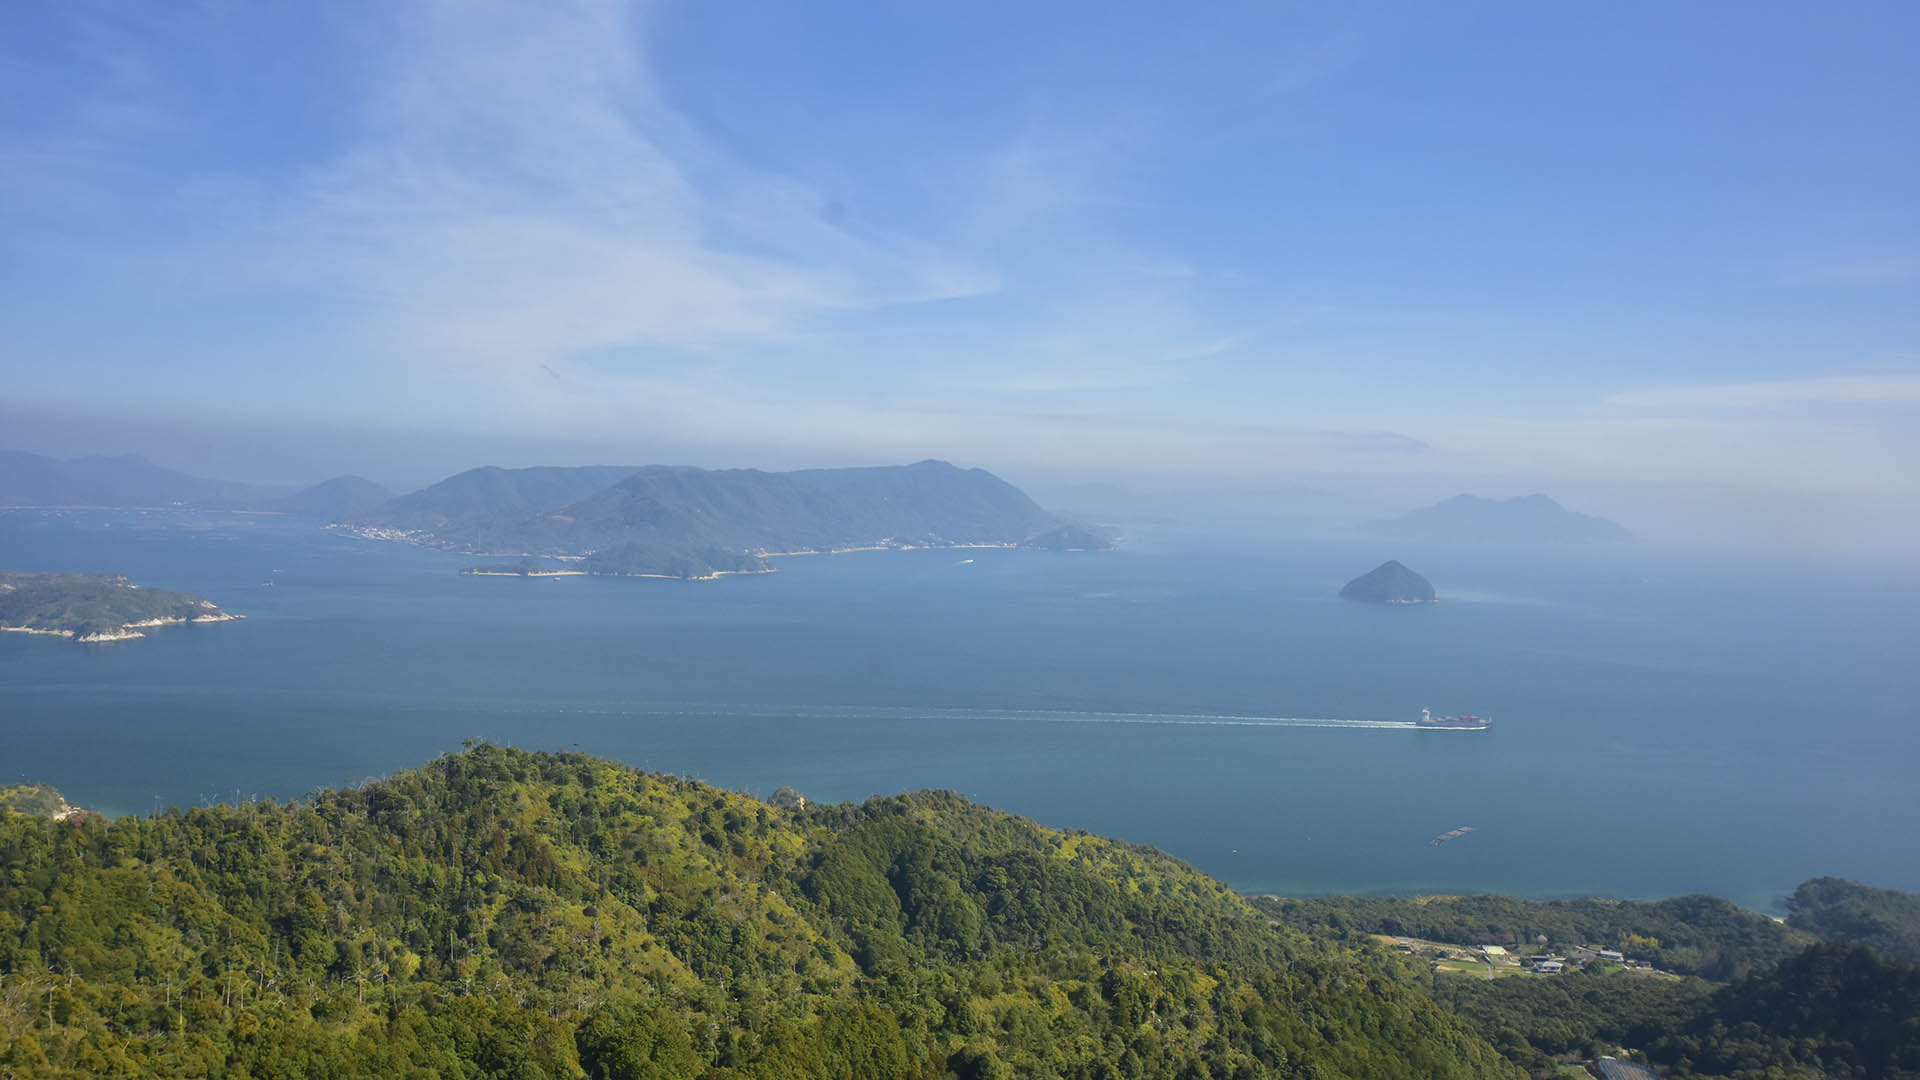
2, 1, 1916, 546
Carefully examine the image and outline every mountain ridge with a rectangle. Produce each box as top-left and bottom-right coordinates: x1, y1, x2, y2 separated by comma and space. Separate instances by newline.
0, 450, 286, 509
1361, 492, 1634, 546
352, 464, 645, 536
0, 743, 1517, 1079
275, 474, 393, 520
351, 459, 1111, 576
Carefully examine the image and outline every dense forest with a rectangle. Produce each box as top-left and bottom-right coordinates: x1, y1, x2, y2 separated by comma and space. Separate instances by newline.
1262, 890, 1920, 1078
0, 788, 67, 820
1786, 877, 1920, 963
1427, 942, 1920, 1078
0, 745, 1516, 1079
6, 748, 1914, 1079
1256, 892, 1810, 979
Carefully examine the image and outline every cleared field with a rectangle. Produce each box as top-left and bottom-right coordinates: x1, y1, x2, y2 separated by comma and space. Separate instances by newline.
1367, 934, 1534, 979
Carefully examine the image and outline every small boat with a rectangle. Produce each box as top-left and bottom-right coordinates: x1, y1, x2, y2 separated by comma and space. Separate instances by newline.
1430, 826, 1475, 846
1418, 708, 1491, 731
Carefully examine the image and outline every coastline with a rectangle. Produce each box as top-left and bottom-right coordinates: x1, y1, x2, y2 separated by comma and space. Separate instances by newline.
348, 522, 1030, 565
758, 541, 1019, 559
446, 539, 1041, 583
0, 625, 72, 637
459, 567, 776, 582
591, 567, 778, 582
332, 524, 591, 561
1, 611, 244, 643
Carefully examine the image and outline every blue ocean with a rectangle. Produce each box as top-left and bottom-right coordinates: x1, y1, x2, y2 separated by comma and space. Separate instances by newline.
4, 509, 1916, 912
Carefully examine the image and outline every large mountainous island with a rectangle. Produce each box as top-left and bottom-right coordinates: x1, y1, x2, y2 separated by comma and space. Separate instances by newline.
0, 571, 241, 642
350, 459, 1114, 578
0, 451, 1115, 579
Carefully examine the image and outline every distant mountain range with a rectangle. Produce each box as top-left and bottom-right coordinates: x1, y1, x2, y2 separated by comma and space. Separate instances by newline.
350, 459, 1107, 577
0, 450, 286, 509
355, 465, 642, 534
274, 475, 393, 520
0, 451, 1113, 577
1360, 493, 1634, 546
0, 450, 398, 520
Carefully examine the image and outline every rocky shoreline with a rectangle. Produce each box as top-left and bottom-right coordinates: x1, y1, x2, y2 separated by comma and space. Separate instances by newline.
2, 610, 245, 643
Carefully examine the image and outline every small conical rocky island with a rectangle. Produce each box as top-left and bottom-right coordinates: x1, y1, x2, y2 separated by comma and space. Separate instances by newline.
1339, 559, 1436, 604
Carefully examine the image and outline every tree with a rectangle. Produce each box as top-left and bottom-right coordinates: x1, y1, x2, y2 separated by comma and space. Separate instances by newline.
577, 1005, 703, 1080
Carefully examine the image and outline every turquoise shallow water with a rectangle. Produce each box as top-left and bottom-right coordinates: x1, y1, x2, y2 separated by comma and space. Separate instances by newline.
3, 509, 1917, 912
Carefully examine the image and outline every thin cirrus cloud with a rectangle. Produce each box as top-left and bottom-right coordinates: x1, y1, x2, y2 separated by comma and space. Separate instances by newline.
1607, 375, 1920, 410
301, 0, 999, 368
50, 0, 998, 381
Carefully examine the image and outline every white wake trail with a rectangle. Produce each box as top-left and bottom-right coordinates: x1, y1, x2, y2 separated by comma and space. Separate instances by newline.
917, 707, 1419, 730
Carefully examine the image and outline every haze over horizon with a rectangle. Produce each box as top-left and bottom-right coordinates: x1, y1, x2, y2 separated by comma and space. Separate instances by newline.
4, 1, 1916, 552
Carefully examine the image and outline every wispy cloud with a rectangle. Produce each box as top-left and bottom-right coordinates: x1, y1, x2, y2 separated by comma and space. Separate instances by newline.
1607, 375, 1920, 410
20, 0, 995, 379
949, 121, 1143, 249
332, 0, 1007, 366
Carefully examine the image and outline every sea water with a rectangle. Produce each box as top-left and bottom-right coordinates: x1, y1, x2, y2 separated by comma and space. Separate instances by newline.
3, 509, 1916, 912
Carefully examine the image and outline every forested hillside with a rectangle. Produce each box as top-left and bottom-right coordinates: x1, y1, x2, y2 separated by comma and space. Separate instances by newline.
0, 572, 238, 641
1787, 877, 1920, 963
1257, 892, 1808, 979
0, 787, 68, 819
1427, 943, 1920, 1078
0, 745, 1515, 1079
351, 466, 643, 535
1266, 890, 1920, 1078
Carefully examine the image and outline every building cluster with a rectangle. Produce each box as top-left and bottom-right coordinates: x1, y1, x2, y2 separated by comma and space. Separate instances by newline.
1388, 938, 1660, 976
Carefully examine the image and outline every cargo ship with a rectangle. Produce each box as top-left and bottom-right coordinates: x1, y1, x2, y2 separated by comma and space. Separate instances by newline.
1418, 708, 1491, 731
